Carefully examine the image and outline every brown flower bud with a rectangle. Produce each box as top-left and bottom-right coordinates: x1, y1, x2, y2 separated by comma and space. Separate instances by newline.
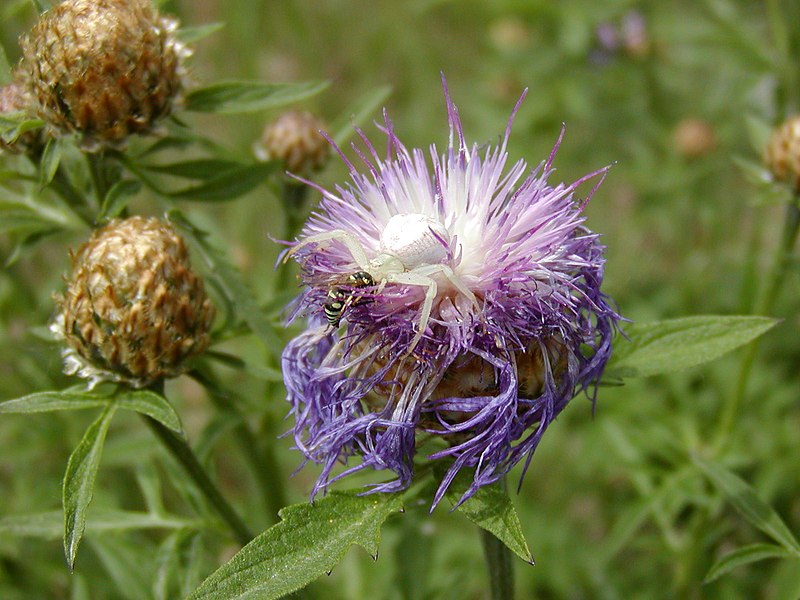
764, 115, 800, 192
52, 216, 215, 387
254, 110, 330, 176
672, 118, 716, 160
18, 0, 189, 150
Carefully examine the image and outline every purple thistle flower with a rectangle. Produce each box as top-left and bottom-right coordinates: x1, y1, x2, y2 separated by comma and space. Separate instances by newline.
281, 76, 620, 509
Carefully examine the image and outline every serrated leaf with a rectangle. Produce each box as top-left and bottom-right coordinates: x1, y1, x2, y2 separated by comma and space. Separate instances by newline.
144, 158, 244, 180
0, 509, 201, 540
167, 162, 274, 202
185, 80, 329, 114
704, 543, 798, 583
99, 179, 141, 220
39, 137, 62, 188
608, 316, 778, 378
169, 210, 284, 354
63, 403, 117, 569
693, 456, 800, 554
187, 491, 404, 600
177, 22, 225, 44
115, 390, 184, 436
445, 476, 533, 564
330, 85, 393, 147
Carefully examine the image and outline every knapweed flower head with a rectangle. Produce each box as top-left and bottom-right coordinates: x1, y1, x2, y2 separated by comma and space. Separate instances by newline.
51, 216, 215, 389
18, 0, 190, 150
282, 78, 620, 508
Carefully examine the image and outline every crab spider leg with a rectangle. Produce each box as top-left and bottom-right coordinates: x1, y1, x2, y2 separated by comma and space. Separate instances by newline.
286, 229, 371, 270
411, 263, 478, 309
386, 271, 438, 356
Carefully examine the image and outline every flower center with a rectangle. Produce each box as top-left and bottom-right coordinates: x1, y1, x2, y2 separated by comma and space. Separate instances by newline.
379, 213, 450, 269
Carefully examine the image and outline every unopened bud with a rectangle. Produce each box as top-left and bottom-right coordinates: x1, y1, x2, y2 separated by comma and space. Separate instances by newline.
764, 115, 800, 192
19, 0, 189, 150
52, 216, 215, 388
672, 118, 716, 160
254, 110, 330, 176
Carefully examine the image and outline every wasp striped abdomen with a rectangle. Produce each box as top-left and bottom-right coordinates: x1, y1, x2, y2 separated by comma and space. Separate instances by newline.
323, 270, 375, 328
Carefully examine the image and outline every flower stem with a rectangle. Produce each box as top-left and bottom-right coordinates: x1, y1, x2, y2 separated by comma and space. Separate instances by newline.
190, 369, 288, 524
712, 198, 800, 452
481, 527, 515, 600
141, 414, 254, 546
276, 182, 309, 290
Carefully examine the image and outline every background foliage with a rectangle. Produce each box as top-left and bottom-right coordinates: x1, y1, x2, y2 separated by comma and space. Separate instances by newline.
1, 0, 799, 598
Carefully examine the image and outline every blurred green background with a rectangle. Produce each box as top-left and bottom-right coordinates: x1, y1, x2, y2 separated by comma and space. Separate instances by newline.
1, 0, 799, 598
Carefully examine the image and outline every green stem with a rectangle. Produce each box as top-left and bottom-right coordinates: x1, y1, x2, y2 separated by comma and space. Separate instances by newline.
481, 527, 515, 600
712, 199, 800, 452
276, 182, 310, 290
141, 414, 254, 546
190, 369, 288, 524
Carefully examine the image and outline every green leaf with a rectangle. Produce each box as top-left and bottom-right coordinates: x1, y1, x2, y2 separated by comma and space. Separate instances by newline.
445, 476, 533, 564
608, 316, 778, 378
0, 206, 61, 236
0, 509, 201, 540
169, 211, 284, 355
0, 390, 108, 414
143, 158, 244, 180
705, 543, 798, 583
90, 536, 154, 600
187, 491, 404, 600
63, 403, 117, 570
177, 22, 225, 44
185, 80, 329, 114
330, 85, 393, 147
0, 44, 11, 85
0, 116, 44, 144
167, 162, 275, 202
99, 179, 141, 220
115, 390, 184, 436
693, 456, 800, 554
39, 137, 63, 188
0, 389, 182, 435
154, 530, 203, 600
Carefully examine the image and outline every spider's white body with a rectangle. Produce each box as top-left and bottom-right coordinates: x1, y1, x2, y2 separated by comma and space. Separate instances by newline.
290, 212, 477, 354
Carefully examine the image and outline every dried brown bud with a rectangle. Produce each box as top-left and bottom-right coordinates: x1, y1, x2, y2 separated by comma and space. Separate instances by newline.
764, 115, 800, 192
672, 118, 716, 160
18, 0, 189, 150
254, 110, 330, 176
52, 216, 215, 387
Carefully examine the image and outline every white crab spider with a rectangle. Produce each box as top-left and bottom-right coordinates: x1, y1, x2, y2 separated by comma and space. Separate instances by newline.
289, 213, 477, 355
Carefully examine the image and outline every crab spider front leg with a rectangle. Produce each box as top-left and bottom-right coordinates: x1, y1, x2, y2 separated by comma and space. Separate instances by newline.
286, 229, 371, 270
386, 271, 438, 356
